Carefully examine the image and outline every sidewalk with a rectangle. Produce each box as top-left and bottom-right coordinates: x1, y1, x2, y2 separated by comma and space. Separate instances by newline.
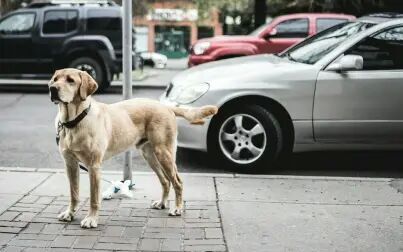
0, 167, 402, 252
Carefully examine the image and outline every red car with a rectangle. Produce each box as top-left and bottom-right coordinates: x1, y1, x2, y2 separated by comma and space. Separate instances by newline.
188, 13, 355, 67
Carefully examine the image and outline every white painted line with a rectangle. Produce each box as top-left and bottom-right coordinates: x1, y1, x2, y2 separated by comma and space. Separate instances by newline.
0, 79, 48, 85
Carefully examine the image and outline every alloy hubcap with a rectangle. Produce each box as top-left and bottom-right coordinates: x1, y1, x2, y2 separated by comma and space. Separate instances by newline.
75, 64, 97, 79
219, 114, 267, 164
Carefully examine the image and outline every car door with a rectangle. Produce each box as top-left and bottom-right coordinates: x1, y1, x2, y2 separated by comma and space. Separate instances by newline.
38, 9, 79, 74
263, 18, 309, 54
0, 12, 37, 75
314, 26, 403, 143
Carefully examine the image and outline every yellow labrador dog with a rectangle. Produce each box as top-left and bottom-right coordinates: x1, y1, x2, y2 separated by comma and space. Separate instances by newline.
49, 68, 217, 228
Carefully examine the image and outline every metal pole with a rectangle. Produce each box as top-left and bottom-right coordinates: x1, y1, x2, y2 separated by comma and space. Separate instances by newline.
122, 0, 132, 181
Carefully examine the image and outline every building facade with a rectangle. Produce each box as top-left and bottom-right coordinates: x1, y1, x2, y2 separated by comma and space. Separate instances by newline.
134, 0, 222, 58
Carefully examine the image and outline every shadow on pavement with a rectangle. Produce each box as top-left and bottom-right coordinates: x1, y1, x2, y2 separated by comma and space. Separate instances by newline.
277, 151, 403, 178
178, 148, 403, 178
176, 148, 231, 174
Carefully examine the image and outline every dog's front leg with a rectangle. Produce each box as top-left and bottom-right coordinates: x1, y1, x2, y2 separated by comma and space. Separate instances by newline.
58, 154, 79, 222
81, 164, 101, 228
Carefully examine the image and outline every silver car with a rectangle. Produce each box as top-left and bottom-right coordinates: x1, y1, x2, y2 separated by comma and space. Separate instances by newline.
160, 14, 403, 170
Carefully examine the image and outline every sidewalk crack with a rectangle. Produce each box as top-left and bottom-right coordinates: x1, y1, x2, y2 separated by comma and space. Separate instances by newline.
213, 177, 229, 252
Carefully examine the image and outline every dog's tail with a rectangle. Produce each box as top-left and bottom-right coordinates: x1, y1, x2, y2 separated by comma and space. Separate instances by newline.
169, 105, 218, 125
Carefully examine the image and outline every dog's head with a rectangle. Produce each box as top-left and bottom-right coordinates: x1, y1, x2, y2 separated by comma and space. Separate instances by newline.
48, 68, 98, 104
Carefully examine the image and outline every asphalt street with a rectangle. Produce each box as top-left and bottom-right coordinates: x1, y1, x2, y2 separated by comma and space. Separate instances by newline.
0, 64, 402, 178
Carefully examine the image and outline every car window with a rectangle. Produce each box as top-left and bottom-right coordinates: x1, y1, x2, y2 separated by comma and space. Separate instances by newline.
345, 26, 403, 70
273, 18, 309, 38
0, 13, 35, 34
43, 10, 78, 34
66, 11, 78, 32
249, 21, 272, 36
317, 18, 348, 33
87, 9, 121, 31
283, 21, 373, 65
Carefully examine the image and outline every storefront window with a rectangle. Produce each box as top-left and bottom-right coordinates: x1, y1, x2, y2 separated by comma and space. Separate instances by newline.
155, 26, 190, 58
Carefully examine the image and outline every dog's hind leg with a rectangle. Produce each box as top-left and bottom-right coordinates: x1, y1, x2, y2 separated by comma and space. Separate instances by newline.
141, 143, 170, 210
58, 153, 79, 222
153, 145, 183, 216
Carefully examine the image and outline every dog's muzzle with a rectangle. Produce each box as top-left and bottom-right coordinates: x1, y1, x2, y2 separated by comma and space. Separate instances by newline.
49, 86, 60, 104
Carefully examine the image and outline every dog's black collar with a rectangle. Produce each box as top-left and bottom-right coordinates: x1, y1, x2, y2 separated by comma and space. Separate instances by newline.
61, 103, 91, 129
56, 103, 91, 145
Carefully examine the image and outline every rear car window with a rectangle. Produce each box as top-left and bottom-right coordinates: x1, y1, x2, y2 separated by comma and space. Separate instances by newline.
43, 10, 78, 34
87, 9, 121, 31
274, 18, 309, 38
317, 18, 348, 33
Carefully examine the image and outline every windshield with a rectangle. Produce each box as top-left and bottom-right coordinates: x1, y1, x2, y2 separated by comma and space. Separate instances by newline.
280, 21, 374, 64
0, 13, 35, 34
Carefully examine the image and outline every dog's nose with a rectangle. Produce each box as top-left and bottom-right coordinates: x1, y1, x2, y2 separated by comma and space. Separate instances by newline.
49, 86, 59, 101
49, 86, 58, 95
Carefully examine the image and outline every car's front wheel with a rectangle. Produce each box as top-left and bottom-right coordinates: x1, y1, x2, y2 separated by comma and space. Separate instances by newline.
208, 104, 283, 171
69, 57, 109, 91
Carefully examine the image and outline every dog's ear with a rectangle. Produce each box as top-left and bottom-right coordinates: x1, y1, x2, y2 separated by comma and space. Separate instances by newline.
79, 71, 98, 100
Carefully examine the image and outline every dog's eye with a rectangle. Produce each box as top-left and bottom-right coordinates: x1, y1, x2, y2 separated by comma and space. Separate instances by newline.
54, 77, 58, 82
66, 76, 74, 83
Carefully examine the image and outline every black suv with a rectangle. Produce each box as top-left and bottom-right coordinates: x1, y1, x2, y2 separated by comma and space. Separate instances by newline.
0, 1, 134, 90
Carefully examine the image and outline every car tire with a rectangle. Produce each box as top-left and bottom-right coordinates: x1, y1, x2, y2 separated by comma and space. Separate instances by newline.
69, 57, 109, 92
208, 104, 283, 172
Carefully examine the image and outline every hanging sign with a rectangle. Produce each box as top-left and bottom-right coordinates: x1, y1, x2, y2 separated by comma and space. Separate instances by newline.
147, 8, 198, 22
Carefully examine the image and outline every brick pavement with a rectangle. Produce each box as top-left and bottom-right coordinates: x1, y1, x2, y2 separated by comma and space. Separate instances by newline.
0, 195, 227, 252
1, 169, 401, 252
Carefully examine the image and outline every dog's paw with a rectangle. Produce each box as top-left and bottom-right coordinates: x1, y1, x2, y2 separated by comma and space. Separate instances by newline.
80, 215, 98, 228
151, 200, 166, 210
168, 208, 182, 216
58, 209, 74, 222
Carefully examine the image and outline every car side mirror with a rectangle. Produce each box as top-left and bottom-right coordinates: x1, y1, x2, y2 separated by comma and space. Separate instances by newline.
264, 28, 277, 40
327, 55, 363, 72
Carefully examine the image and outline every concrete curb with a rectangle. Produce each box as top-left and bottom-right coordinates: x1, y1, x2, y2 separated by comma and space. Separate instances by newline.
0, 166, 393, 182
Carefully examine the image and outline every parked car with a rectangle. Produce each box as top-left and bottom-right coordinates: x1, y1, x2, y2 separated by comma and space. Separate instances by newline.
0, 0, 135, 90
161, 13, 403, 170
139, 52, 168, 69
188, 13, 355, 67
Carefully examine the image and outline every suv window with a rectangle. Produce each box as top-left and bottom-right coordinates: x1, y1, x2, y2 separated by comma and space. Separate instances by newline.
273, 18, 308, 38
317, 18, 348, 33
0, 13, 35, 34
87, 9, 120, 31
86, 9, 122, 49
346, 26, 403, 70
43, 10, 78, 34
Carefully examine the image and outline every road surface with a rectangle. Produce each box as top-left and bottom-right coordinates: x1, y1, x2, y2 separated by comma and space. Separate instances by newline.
0, 87, 402, 178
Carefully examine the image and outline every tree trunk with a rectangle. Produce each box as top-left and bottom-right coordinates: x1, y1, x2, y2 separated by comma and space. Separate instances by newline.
0, 0, 9, 15
254, 0, 267, 29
